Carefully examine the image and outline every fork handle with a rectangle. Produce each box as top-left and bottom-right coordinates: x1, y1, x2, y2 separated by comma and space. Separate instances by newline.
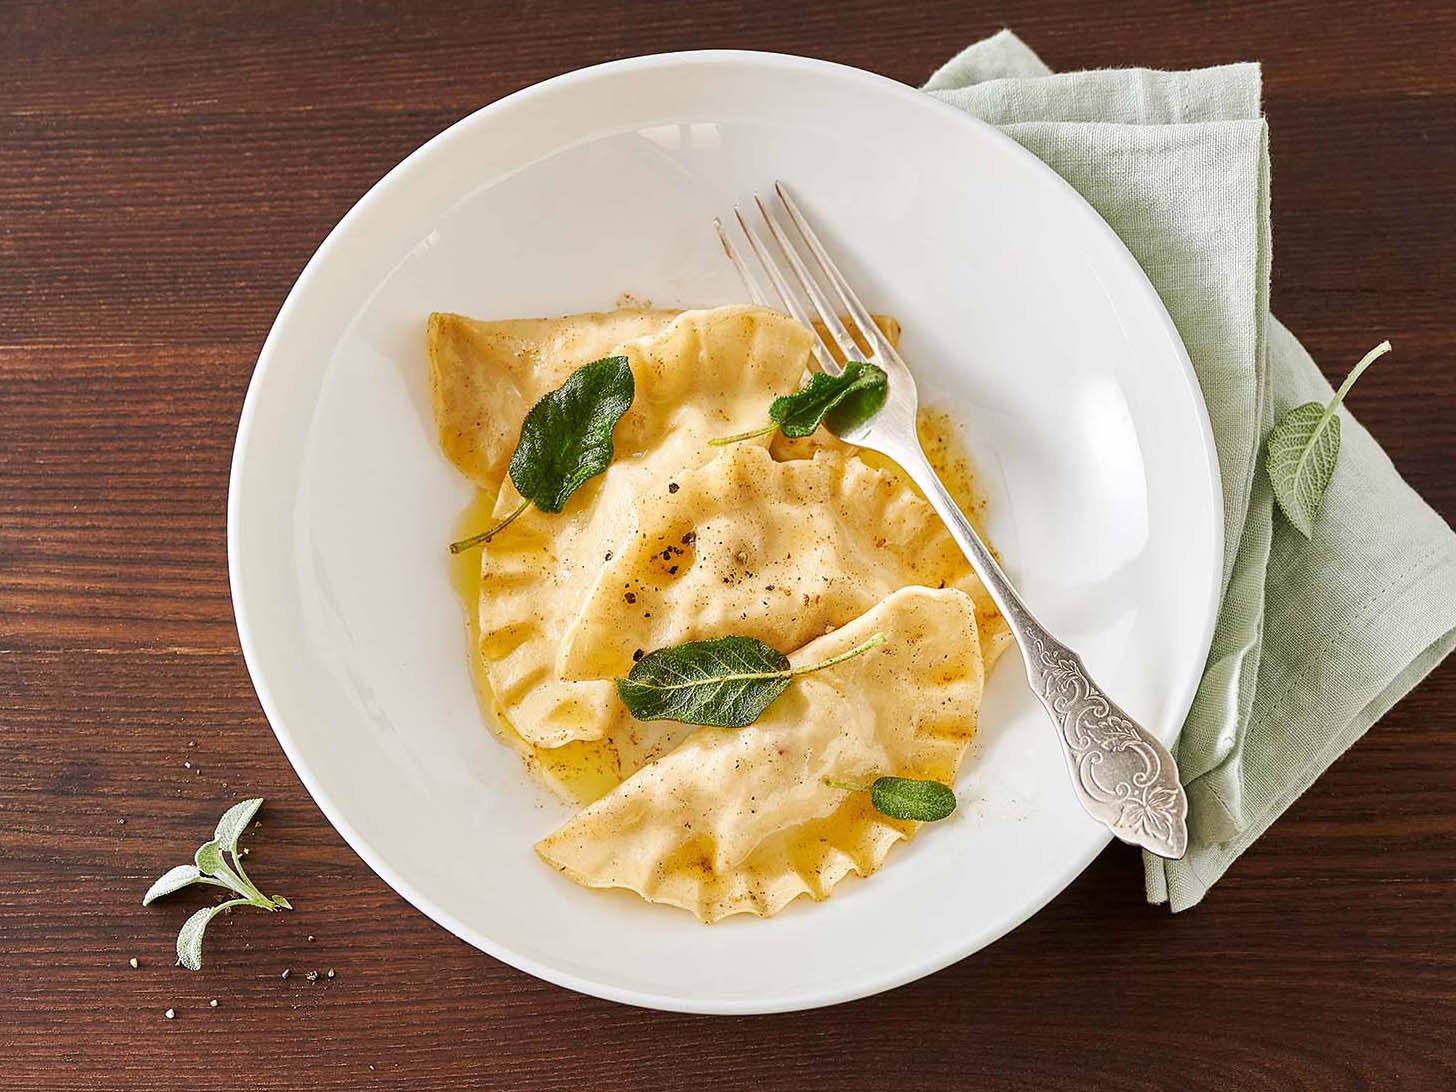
898, 444, 1189, 859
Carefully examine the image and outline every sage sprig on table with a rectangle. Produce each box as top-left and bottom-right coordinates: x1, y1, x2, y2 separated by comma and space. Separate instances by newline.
823, 775, 958, 822
1266, 340, 1392, 538
142, 798, 290, 971
450, 355, 635, 553
615, 632, 886, 726
712, 361, 888, 446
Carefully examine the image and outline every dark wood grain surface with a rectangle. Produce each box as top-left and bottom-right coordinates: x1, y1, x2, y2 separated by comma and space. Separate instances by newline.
4, 1, 1455, 1088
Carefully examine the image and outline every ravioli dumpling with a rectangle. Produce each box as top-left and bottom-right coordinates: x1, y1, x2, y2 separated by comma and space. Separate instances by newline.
536, 586, 986, 922
464, 307, 817, 748
559, 442, 997, 681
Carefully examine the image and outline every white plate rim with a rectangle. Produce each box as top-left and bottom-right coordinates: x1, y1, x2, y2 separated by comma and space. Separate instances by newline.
228, 48, 1224, 1013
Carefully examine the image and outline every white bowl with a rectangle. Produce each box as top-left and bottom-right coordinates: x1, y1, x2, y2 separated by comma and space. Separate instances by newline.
229, 51, 1221, 1013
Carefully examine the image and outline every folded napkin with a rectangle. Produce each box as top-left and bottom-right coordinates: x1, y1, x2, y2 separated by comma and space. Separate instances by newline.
926, 31, 1456, 910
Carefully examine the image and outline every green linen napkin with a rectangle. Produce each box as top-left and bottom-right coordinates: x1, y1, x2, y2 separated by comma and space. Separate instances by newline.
925, 31, 1456, 910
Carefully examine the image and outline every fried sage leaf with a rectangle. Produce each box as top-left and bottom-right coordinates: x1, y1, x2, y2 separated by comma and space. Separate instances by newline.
712, 360, 887, 446
616, 632, 886, 727
823, 775, 958, 822
509, 354, 635, 511
450, 355, 635, 552
773, 360, 888, 437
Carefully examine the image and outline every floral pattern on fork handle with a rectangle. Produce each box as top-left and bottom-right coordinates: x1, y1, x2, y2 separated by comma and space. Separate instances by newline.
1018, 617, 1188, 857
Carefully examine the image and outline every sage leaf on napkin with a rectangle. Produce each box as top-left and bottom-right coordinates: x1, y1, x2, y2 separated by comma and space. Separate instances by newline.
142, 797, 290, 970
616, 631, 885, 727
712, 361, 888, 446
1266, 340, 1391, 537
823, 775, 958, 822
450, 355, 635, 552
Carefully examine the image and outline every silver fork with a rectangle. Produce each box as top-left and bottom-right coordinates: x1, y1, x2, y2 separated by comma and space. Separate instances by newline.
716, 182, 1188, 859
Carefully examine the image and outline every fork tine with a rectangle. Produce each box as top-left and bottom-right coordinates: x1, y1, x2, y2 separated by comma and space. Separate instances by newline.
732, 206, 839, 375
774, 181, 897, 365
714, 218, 768, 306
752, 194, 863, 367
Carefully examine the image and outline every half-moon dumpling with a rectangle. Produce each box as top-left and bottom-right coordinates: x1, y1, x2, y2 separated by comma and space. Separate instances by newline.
559, 442, 993, 682
536, 586, 986, 922
464, 306, 817, 748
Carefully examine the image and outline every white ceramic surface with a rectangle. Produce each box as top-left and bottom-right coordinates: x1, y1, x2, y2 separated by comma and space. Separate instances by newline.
228, 51, 1222, 1014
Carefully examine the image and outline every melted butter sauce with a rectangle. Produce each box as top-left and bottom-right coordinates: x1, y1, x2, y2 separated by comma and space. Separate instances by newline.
855, 405, 993, 544
917, 405, 993, 543
449, 491, 623, 805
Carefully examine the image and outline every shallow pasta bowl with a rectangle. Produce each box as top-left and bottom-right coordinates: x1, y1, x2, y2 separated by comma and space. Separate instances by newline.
228, 50, 1222, 1014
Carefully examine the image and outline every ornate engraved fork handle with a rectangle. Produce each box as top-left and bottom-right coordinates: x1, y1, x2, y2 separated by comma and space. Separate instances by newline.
1013, 618, 1189, 858
898, 442, 1189, 859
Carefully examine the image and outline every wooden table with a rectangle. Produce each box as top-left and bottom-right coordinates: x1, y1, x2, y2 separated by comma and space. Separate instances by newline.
5, 2, 1454, 1087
